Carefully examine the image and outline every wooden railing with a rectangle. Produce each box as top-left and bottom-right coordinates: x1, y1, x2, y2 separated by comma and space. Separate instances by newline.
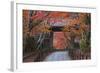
69, 49, 91, 60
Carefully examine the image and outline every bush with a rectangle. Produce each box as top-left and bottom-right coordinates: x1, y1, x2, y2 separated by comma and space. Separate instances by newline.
24, 36, 37, 53
79, 31, 90, 53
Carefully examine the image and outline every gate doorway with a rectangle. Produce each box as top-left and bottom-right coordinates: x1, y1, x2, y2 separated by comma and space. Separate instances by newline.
50, 26, 67, 50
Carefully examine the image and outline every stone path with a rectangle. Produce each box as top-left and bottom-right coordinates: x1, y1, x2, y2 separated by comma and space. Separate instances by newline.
44, 51, 71, 61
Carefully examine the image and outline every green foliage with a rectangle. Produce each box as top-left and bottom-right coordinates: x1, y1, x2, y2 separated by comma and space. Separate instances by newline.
24, 36, 37, 52
79, 31, 90, 53
80, 39, 87, 53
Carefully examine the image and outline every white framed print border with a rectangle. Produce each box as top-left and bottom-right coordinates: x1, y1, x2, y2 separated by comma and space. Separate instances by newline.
11, 1, 97, 72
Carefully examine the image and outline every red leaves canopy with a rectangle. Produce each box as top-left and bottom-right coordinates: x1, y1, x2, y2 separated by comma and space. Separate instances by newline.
30, 11, 70, 20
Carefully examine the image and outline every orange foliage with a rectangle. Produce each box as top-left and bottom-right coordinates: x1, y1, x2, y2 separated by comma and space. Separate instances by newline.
48, 12, 70, 18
